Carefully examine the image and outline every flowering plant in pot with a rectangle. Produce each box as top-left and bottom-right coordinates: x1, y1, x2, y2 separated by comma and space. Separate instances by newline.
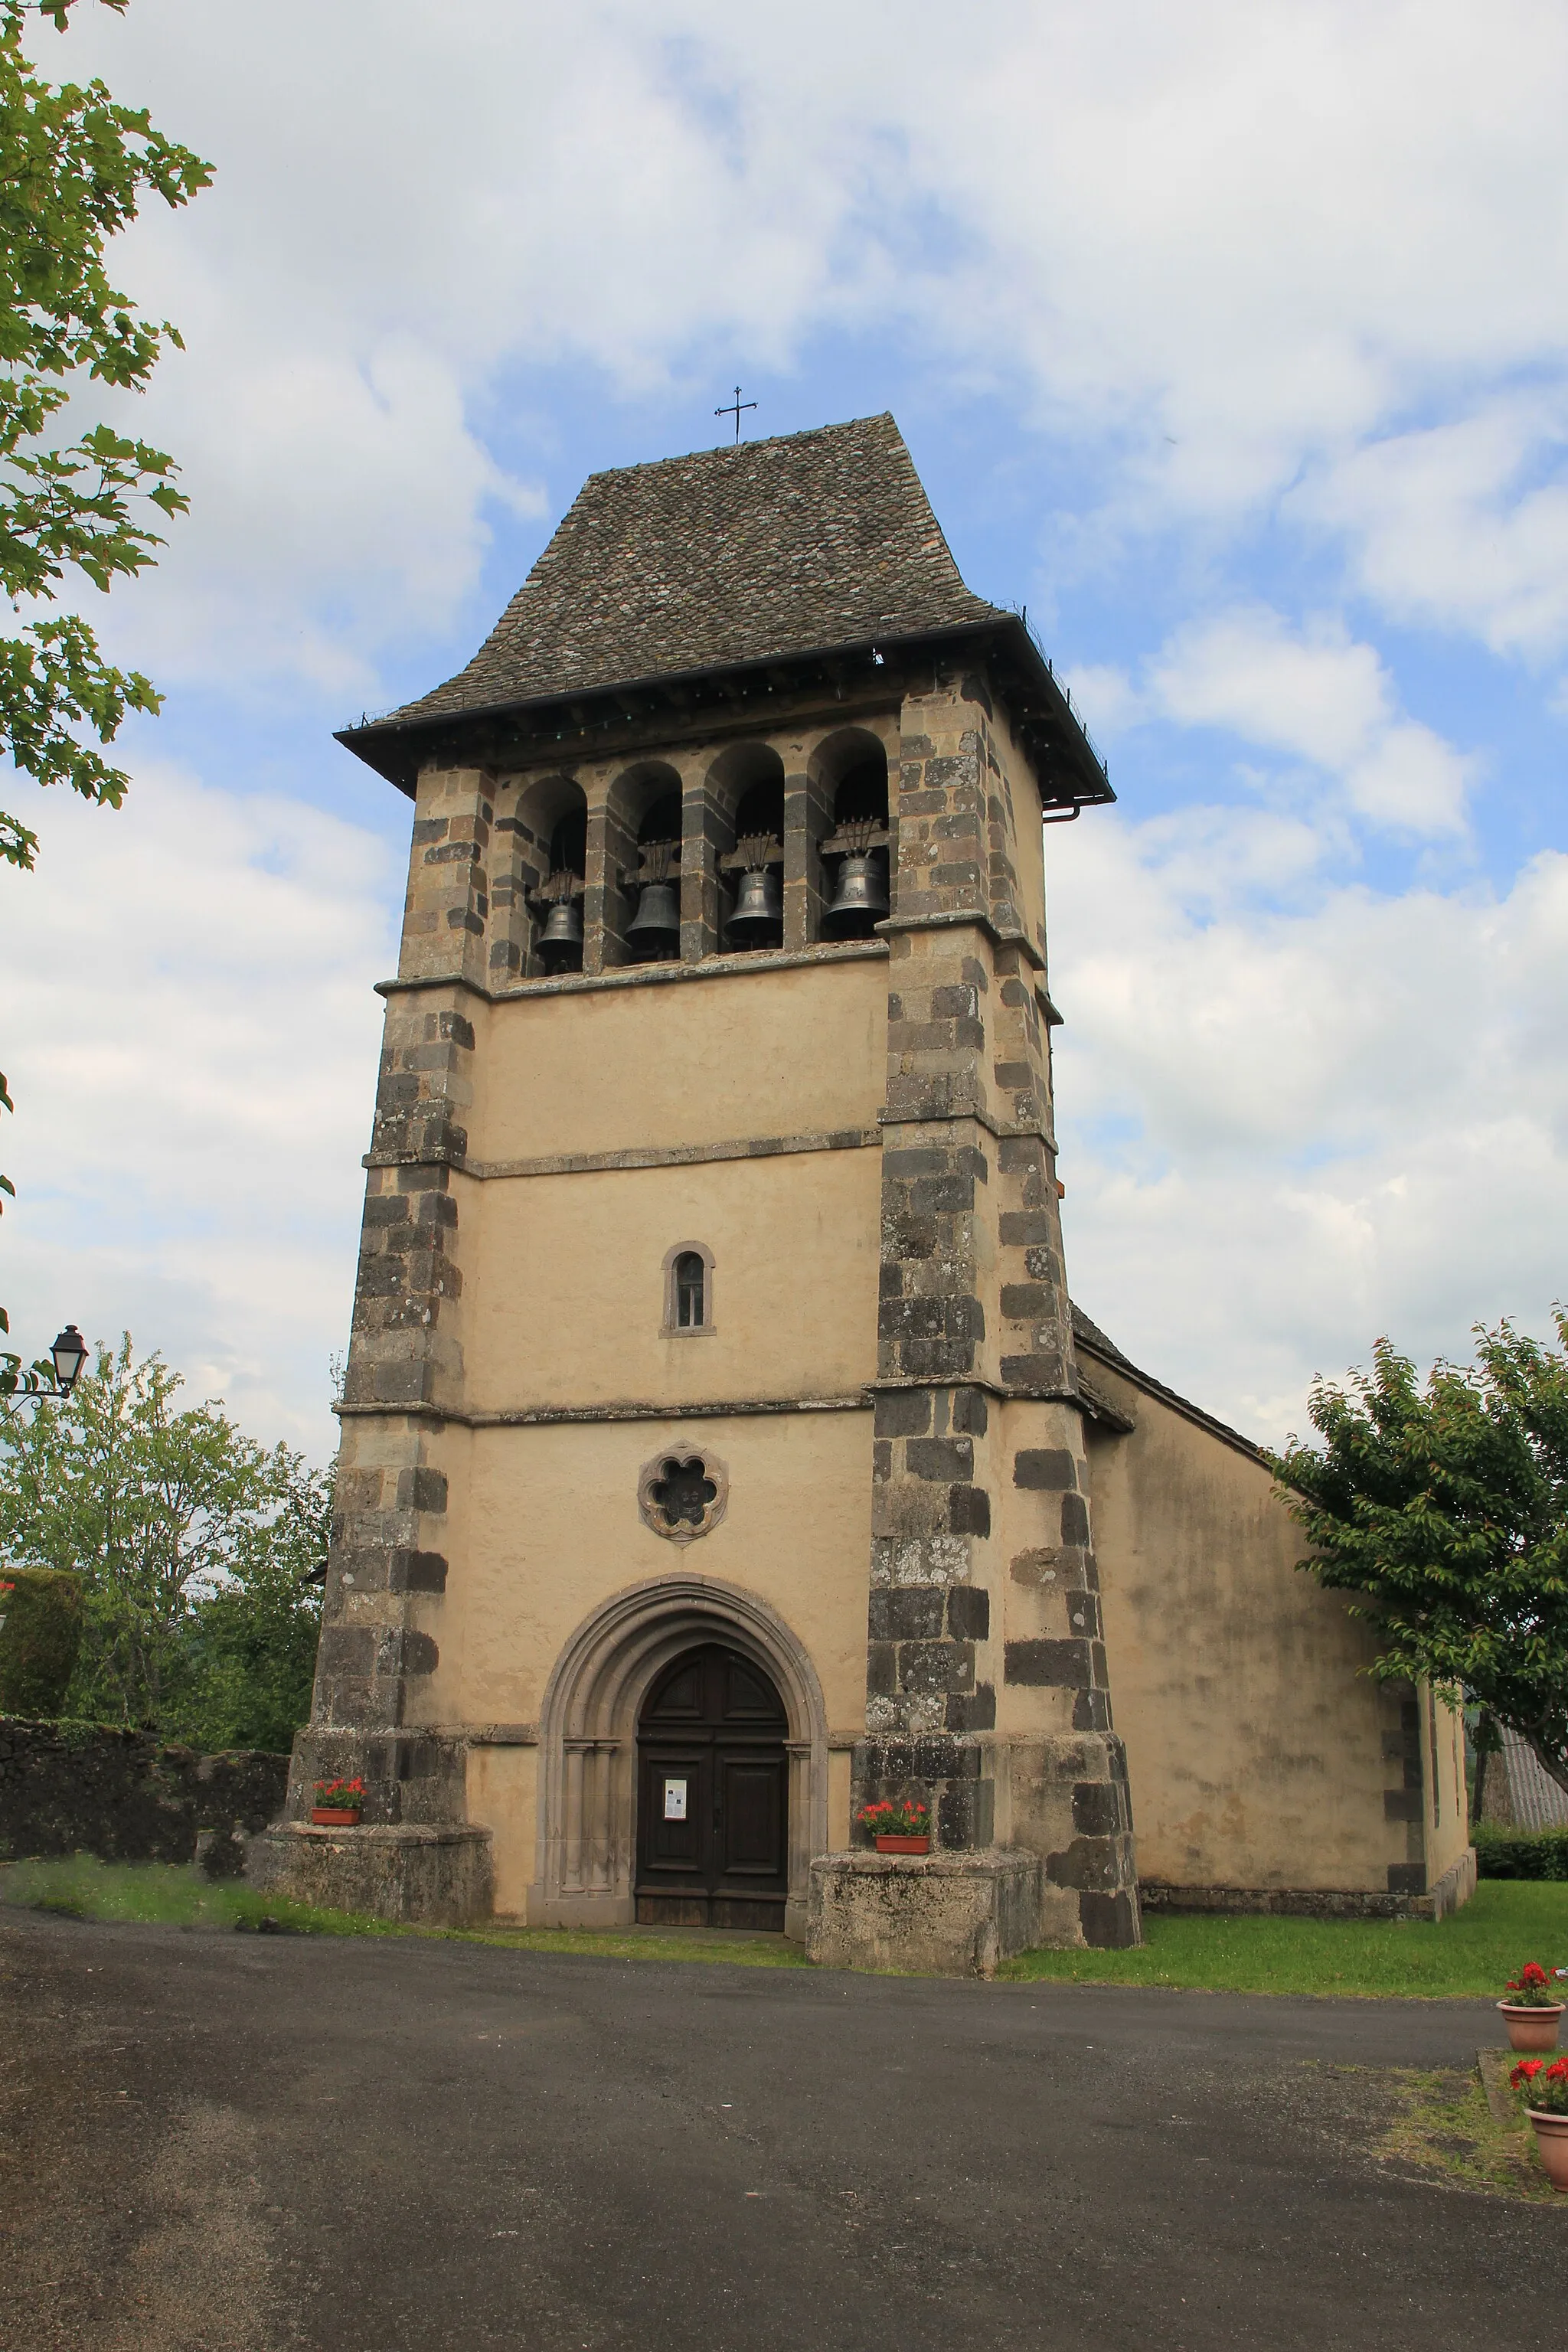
856, 1798, 931, 1854
312, 1778, 365, 1826
1510, 2056, 1568, 2192
1498, 1962, 1565, 2052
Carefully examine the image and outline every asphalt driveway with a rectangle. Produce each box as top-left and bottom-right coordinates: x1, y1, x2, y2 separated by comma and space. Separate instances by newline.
1, 1909, 1560, 2352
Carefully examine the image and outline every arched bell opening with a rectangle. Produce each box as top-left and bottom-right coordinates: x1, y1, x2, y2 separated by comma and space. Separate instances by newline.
714, 746, 786, 953
815, 730, 892, 940
607, 761, 684, 965
528, 1574, 829, 1936
635, 1642, 789, 1929
516, 775, 587, 976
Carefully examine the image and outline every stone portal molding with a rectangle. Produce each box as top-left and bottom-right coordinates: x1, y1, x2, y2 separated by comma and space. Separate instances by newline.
529, 1571, 830, 1936
637, 1445, 728, 1543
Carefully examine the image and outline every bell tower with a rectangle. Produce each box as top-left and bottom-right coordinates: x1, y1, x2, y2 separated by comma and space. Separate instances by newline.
250, 414, 1138, 1968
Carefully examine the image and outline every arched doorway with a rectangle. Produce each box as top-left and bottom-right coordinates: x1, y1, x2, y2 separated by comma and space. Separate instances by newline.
635, 1642, 789, 1931
528, 1573, 828, 1936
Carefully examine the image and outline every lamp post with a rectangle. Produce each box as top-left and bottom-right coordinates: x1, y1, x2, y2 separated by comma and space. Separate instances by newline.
1, 1322, 89, 1404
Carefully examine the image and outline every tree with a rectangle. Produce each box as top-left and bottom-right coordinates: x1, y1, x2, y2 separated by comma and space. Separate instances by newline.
163, 1469, 330, 1753
0, 1, 211, 1390
1270, 1314, 1568, 1803
0, 1332, 328, 1748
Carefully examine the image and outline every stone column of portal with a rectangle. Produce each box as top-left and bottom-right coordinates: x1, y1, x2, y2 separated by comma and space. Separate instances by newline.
815, 668, 1138, 1972
250, 760, 492, 1926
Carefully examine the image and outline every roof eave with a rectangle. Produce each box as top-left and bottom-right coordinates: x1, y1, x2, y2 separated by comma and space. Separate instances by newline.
336, 614, 1113, 812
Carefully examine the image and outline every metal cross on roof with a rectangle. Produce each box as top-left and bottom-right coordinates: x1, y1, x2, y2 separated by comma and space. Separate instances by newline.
714, 385, 757, 443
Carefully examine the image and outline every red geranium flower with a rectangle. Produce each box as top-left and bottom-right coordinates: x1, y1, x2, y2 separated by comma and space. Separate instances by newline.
1504, 1960, 1562, 2006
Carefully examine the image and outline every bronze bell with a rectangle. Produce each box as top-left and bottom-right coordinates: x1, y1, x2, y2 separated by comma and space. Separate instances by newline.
727, 864, 782, 947
825, 850, 889, 933
627, 877, 680, 956
538, 897, 583, 969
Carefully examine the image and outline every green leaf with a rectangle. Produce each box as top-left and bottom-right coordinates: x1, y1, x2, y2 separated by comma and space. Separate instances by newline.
0, 0, 209, 1374
0, 1331, 332, 1743
1272, 1309, 1568, 1800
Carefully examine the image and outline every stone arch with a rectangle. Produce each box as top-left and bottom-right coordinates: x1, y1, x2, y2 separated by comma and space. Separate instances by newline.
514, 772, 586, 975
528, 1571, 829, 1938
809, 724, 892, 939
609, 756, 685, 845
695, 740, 787, 956
604, 757, 686, 965
660, 1236, 716, 1334
704, 737, 785, 833
808, 723, 890, 825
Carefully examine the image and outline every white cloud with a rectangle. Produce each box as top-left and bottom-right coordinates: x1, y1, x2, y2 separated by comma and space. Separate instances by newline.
1060, 664, 1143, 740
1152, 612, 1391, 772
119, 336, 543, 698
0, 769, 397, 1458
36, 0, 1568, 692
1047, 811, 1568, 1442
2, 0, 1561, 1469
1095, 606, 1475, 838
1295, 399, 1568, 658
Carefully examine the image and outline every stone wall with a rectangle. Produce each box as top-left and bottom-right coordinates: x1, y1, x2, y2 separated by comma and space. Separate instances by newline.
0, 1718, 289, 1867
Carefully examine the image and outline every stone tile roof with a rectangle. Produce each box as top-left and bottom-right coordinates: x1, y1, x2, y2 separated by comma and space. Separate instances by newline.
386, 413, 1002, 725
1481, 1725, 1568, 1831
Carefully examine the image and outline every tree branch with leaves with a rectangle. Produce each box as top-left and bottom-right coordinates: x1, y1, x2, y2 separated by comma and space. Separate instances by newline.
1270, 1313, 1568, 1805
0, 1332, 330, 1746
0, 0, 210, 1390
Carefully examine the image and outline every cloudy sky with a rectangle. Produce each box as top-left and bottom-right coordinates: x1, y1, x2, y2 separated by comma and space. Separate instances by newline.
3, 0, 1566, 1459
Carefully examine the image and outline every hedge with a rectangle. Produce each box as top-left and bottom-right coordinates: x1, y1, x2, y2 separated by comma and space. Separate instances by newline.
0, 1567, 83, 1716
1473, 1823, 1568, 1882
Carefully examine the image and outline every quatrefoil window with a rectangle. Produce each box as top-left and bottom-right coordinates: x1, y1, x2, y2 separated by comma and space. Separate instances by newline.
637, 1446, 728, 1544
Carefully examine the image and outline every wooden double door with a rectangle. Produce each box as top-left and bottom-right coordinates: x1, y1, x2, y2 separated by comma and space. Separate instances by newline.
635, 1642, 789, 1932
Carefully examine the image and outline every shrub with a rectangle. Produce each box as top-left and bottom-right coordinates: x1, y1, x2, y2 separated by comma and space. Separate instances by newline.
1474, 1824, 1568, 1881
0, 1567, 83, 1713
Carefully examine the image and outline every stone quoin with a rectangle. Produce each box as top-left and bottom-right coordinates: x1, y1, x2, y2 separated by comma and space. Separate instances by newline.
247, 415, 1476, 1968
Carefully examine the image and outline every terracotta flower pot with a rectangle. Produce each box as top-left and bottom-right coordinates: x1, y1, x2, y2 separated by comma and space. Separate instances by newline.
1499, 2001, 1564, 2053
1525, 2109, 1568, 2192
875, 1834, 930, 1854
311, 1807, 362, 1827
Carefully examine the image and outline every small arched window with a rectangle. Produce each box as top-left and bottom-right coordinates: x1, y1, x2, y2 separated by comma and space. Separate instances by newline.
675, 1253, 705, 1327
663, 1242, 714, 1335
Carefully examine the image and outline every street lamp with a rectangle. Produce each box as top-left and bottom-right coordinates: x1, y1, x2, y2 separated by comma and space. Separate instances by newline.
2, 1321, 88, 1404
49, 1325, 88, 1395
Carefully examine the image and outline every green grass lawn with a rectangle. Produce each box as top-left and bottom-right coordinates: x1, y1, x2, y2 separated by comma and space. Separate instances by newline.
999, 1881, 1568, 1998
4, 1857, 1566, 1995
0, 1857, 808, 1967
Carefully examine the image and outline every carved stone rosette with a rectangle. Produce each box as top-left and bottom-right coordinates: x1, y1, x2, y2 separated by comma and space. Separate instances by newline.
637, 1448, 730, 1544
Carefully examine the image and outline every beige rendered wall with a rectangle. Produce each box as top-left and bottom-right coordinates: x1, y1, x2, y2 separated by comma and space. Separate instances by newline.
358, 816, 893, 1911
1083, 1361, 1454, 1896
470, 952, 887, 1165
1419, 1674, 1472, 1890
463, 1146, 880, 1411
417, 1410, 874, 1908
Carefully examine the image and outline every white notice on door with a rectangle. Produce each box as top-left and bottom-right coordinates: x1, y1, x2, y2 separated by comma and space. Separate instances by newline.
663, 1779, 688, 1821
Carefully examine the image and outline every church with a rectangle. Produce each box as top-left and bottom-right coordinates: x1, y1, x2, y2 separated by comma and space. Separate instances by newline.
250, 414, 1475, 1970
